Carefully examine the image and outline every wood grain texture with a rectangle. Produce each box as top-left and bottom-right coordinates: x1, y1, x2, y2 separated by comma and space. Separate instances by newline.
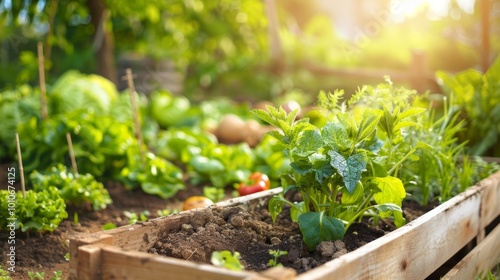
442, 223, 500, 280
100, 245, 256, 280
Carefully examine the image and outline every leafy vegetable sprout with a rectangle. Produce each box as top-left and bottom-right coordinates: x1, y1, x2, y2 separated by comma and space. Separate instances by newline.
124, 210, 149, 224
28, 271, 44, 280
0, 265, 11, 279
210, 250, 244, 271
268, 249, 288, 267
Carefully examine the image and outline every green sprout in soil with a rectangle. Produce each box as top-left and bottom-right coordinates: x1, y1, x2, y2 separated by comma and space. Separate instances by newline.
28, 271, 44, 280
51, 270, 63, 280
210, 250, 244, 271
102, 223, 117, 230
0, 265, 11, 279
268, 249, 288, 267
124, 210, 149, 224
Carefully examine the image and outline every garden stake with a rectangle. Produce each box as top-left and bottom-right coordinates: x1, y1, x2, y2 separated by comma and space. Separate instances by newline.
37, 42, 48, 120
15, 133, 26, 198
125, 68, 145, 164
66, 132, 79, 177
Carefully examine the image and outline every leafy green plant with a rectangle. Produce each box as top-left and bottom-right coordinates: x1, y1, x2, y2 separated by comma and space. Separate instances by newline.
187, 143, 254, 196
119, 150, 185, 199
0, 188, 68, 232
48, 70, 118, 116
0, 265, 11, 279
0, 85, 39, 161
18, 109, 136, 179
102, 223, 118, 230
51, 270, 62, 280
28, 271, 44, 280
123, 210, 150, 224
210, 251, 244, 271
268, 249, 288, 267
64, 253, 70, 261
253, 94, 410, 250
30, 164, 112, 211
436, 56, 500, 157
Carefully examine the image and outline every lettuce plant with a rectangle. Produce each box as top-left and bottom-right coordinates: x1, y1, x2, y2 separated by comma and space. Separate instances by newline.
30, 164, 112, 211
0, 188, 68, 232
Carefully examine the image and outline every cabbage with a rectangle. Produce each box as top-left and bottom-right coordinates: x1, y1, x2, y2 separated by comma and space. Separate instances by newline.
0, 85, 40, 160
49, 70, 118, 115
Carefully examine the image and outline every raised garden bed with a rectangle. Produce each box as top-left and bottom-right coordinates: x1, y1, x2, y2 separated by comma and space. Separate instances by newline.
69, 171, 500, 280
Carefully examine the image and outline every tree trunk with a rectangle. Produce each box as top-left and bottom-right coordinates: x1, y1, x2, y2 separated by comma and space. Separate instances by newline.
87, 0, 117, 84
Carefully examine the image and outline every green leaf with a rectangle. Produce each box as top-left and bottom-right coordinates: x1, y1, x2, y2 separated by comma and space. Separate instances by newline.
298, 212, 345, 251
371, 176, 406, 207
393, 121, 418, 132
268, 194, 286, 223
356, 109, 382, 142
293, 130, 322, 157
379, 105, 395, 136
290, 201, 306, 222
397, 107, 426, 120
190, 156, 225, 173
341, 181, 363, 205
329, 151, 367, 193
375, 203, 406, 227
321, 122, 351, 150
211, 251, 244, 271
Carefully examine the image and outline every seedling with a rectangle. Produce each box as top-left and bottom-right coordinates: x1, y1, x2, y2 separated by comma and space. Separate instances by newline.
102, 223, 117, 230
51, 270, 62, 280
28, 271, 44, 280
0, 265, 11, 279
268, 249, 288, 267
210, 250, 244, 271
64, 253, 70, 261
124, 210, 149, 224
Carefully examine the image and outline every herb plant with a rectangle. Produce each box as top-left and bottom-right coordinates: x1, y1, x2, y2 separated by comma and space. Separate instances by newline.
436, 56, 500, 157
30, 164, 112, 211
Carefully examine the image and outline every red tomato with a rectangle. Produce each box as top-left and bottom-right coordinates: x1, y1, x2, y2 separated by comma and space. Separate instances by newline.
238, 172, 270, 196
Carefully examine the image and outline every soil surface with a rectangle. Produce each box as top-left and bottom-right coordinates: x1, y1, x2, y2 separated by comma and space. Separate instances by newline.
0, 161, 435, 279
0, 178, 200, 280
148, 203, 387, 273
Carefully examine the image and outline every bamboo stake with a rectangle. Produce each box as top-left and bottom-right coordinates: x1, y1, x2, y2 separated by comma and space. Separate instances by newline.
66, 132, 79, 177
15, 133, 26, 198
37, 42, 48, 120
125, 68, 144, 163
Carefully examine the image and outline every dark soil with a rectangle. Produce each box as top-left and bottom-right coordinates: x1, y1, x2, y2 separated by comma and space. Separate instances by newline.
0, 179, 198, 280
148, 199, 432, 274
0, 161, 435, 279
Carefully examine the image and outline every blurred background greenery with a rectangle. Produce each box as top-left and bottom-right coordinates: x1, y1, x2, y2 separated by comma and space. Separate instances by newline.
1, 0, 499, 101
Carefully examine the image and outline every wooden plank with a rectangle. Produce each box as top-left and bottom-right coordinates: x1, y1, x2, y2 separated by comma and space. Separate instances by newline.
478, 171, 500, 242
442, 223, 500, 280
296, 184, 484, 280
68, 234, 112, 280
76, 245, 103, 280
99, 245, 257, 280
